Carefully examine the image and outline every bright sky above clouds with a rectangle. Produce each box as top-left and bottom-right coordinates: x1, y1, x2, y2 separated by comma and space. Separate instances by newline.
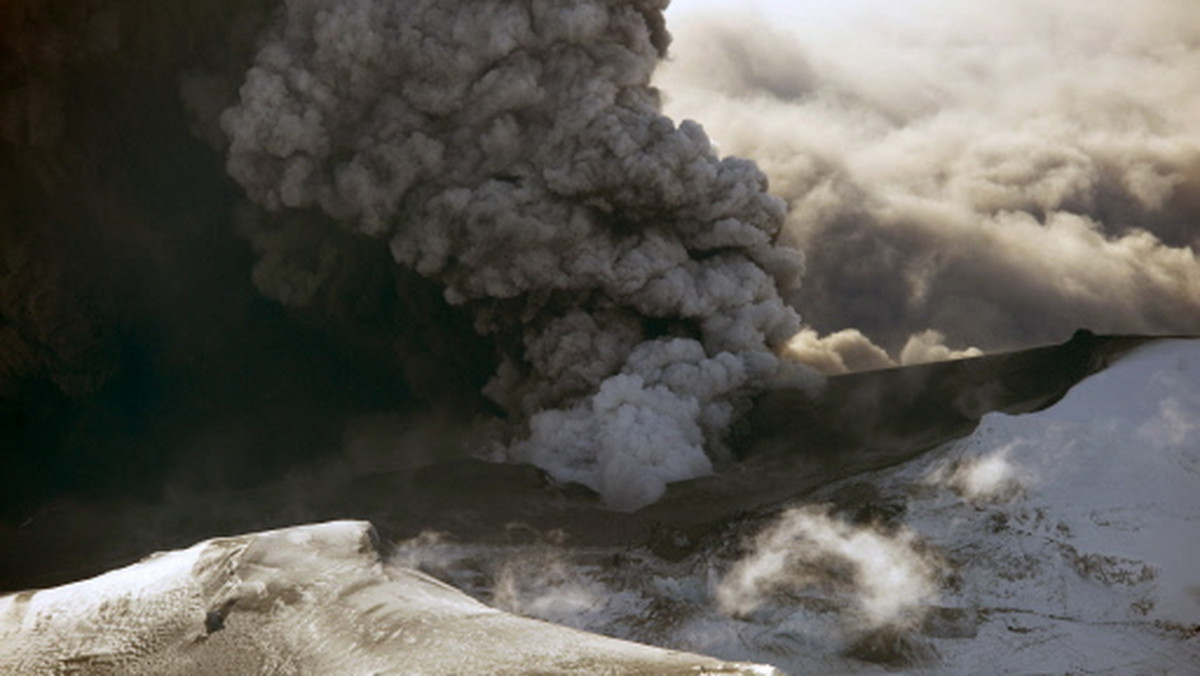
665, 0, 912, 27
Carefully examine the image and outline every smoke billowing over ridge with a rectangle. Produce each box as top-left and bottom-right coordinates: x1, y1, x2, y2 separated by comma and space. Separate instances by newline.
4, 0, 1197, 517
658, 0, 1200, 360
218, 0, 816, 509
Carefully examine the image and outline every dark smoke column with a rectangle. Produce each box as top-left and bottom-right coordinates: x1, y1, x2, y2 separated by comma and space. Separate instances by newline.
221, 0, 815, 509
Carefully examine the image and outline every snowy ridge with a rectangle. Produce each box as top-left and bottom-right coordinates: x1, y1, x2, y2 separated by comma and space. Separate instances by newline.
0, 520, 779, 675
892, 338, 1200, 672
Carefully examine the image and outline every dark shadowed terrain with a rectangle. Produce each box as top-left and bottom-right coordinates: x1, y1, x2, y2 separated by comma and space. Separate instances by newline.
0, 331, 1168, 592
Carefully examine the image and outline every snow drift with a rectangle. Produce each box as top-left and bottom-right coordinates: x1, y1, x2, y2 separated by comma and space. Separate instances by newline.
0, 520, 779, 675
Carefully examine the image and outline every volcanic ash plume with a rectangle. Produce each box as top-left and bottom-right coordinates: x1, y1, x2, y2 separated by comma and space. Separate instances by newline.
220, 0, 816, 509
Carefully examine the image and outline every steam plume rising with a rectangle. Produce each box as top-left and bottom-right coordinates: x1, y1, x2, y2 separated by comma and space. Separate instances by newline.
718, 506, 939, 631
658, 0, 1200, 355
220, 0, 815, 509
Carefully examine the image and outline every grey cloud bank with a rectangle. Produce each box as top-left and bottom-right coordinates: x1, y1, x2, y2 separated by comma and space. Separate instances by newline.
657, 0, 1200, 357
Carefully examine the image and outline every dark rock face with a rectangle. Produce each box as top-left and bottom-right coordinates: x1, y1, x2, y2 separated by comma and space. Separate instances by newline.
734, 331, 1157, 469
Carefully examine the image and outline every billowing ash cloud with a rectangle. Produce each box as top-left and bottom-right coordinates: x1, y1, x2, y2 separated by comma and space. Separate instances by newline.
219, 0, 818, 509
657, 0, 1200, 355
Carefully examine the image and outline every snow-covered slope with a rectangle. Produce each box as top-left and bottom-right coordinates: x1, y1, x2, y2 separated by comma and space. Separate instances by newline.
713, 338, 1200, 672
888, 338, 1200, 672
0, 520, 778, 675
389, 340, 1200, 674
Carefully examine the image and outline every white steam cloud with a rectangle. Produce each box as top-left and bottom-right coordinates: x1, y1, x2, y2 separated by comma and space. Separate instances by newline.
717, 505, 940, 631
926, 439, 1031, 504
783, 326, 981, 374
659, 0, 1200, 354
219, 0, 818, 509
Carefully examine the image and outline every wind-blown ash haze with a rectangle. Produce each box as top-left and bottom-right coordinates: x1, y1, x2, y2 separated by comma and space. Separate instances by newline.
660, 0, 1200, 358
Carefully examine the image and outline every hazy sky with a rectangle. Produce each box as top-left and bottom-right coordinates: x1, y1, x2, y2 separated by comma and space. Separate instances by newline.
657, 0, 1200, 361
666, 0, 911, 28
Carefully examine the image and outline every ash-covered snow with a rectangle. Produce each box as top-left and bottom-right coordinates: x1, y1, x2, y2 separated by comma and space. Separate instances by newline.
393, 339, 1200, 674
0, 520, 779, 675
893, 338, 1200, 672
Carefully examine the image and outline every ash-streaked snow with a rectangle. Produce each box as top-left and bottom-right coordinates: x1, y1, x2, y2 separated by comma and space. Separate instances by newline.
393, 339, 1200, 674
897, 338, 1200, 672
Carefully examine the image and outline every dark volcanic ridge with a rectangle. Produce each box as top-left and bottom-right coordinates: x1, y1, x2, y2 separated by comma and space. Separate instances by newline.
0, 332, 1172, 593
